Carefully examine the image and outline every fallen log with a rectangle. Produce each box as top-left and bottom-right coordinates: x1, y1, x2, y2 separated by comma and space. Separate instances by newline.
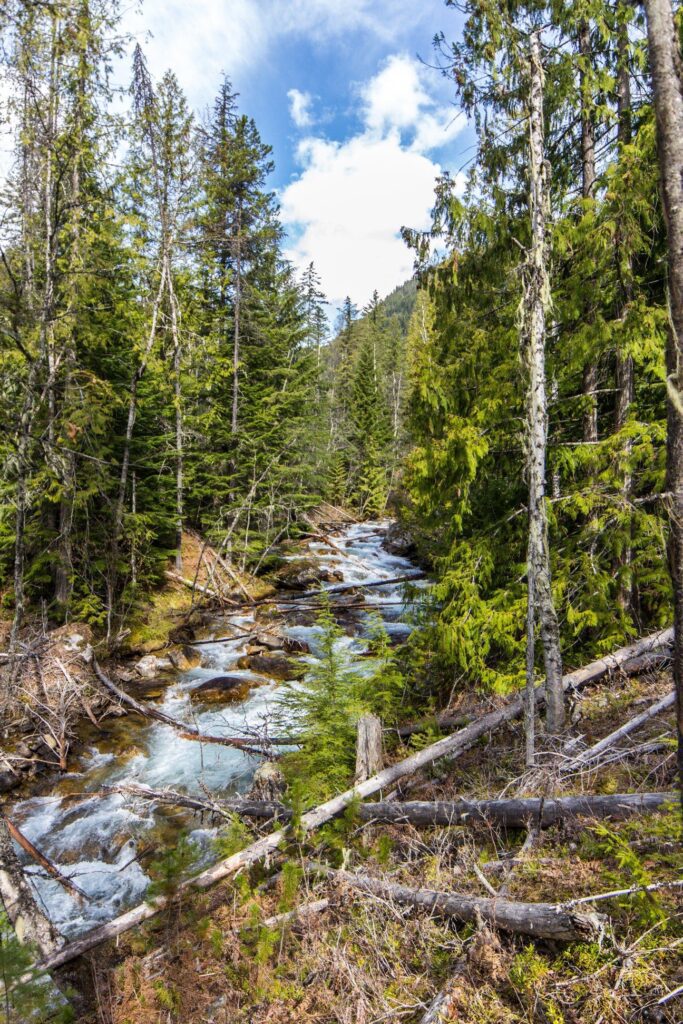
106, 783, 289, 822
88, 656, 269, 756
355, 792, 677, 829
262, 897, 330, 929
110, 786, 675, 830
278, 572, 426, 601
562, 691, 676, 773
395, 713, 472, 740
0, 818, 63, 958
164, 571, 233, 604
42, 628, 673, 971
4, 818, 87, 903
307, 864, 603, 942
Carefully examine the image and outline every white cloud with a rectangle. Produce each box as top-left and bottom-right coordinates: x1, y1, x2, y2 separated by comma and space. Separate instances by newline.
119, 0, 446, 109
363, 54, 431, 134
281, 55, 465, 308
287, 89, 314, 129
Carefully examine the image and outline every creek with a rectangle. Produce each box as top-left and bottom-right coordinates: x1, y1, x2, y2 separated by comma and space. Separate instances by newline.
7, 520, 426, 939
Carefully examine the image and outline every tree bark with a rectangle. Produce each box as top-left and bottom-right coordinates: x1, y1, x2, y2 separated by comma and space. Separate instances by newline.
307, 864, 603, 943
355, 791, 676, 828
643, 0, 683, 794
524, 31, 565, 734
579, 20, 599, 444
615, 3, 636, 612
355, 714, 383, 782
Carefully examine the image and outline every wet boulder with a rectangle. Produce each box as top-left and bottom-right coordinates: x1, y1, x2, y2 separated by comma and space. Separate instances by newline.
282, 636, 310, 655
0, 771, 20, 794
168, 645, 201, 672
133, 653, 174, 679
238, 650, 306, 680
382, 522, 416, 557
190, 675, 254, 702
253, 631, 310, 655
273, 559, 343, 590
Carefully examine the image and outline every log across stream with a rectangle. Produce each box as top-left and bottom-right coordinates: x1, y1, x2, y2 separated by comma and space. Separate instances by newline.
2, 520, 428, 939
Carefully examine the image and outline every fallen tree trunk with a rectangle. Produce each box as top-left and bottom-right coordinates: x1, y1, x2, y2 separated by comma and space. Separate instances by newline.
165, 571, 232, 604
42, 628, 673, 971
88, 656, 269, 756
355, 792, 676, 829
4, 818, 87, 903
562, 691, 676, 773
110, 786, 675, 830
0, 818, 63, 958
273, 572, 426, 603
262, 898, 331, 929
307, 864, 603, 942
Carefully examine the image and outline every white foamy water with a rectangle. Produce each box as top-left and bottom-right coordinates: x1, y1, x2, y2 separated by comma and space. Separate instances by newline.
7, 521, 426, 936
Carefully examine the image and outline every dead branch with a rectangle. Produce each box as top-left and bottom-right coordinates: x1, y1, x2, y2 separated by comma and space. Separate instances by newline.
87, 655, 271, 756
4, 817, 87, 904
562, 691, 676, 773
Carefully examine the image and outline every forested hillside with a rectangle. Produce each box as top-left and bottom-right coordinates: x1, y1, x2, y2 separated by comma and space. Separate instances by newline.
1, 0, 682, 1022
0, 4, 328, 643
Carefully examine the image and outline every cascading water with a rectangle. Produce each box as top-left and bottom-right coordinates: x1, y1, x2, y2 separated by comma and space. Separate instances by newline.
6, 520, 426, 939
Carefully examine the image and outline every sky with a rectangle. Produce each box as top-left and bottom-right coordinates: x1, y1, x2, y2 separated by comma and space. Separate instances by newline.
0, 1, 471, 314
120, 0, 472, 313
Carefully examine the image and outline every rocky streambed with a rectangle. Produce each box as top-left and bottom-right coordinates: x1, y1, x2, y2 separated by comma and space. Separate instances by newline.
3, 520, 426, 939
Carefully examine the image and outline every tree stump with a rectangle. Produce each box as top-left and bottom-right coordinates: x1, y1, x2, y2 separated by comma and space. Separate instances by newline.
355, 714, 383, 782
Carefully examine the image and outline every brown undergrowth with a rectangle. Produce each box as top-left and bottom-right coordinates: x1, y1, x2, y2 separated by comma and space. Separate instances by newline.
75, 665, 682, 1024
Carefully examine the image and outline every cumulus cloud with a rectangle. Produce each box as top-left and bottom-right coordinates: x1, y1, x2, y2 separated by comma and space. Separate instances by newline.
281, 55, 465, 308
288, 89, 314, 129
119, 0, 445, 108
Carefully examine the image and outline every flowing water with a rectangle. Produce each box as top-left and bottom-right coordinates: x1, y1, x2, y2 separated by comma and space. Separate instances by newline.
7, 520, 426, 939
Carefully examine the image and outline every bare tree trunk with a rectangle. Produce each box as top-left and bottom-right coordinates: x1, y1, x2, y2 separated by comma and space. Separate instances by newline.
308, 864, 602, 943
615, 4, 635, 612
524, 569, 536, 765
168, 270, 184, 570
579, 19, 599, 444
643, 0, 683, 795
524, 31, 564, 736
107, 262, 167, 640
232, 206, 242, 438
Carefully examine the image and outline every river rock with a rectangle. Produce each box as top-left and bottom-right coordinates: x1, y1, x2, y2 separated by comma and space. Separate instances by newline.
190, 675, 253, 702
0, 771, 20, 794
282, 636, 310, 655
273, 559, 343, 590
168, 645, 201, 671
382, 521, 416, 557
253, 631, 310, 655
237, 650, 306, 680
133, 654, 174, 679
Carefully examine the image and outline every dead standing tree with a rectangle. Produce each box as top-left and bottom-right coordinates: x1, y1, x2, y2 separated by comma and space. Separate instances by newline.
522, 29, 565, 760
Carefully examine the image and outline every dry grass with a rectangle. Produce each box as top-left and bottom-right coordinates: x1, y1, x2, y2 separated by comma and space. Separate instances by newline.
79, 662, 683, 1024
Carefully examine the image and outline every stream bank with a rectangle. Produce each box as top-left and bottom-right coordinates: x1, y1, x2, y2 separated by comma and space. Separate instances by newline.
2, 519, 427, 940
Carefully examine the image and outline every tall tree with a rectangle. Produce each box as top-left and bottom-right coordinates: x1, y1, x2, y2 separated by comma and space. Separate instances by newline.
642, 0, 683, 793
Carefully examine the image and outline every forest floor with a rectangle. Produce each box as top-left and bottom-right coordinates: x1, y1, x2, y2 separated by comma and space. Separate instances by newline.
67, 660, 681, 1024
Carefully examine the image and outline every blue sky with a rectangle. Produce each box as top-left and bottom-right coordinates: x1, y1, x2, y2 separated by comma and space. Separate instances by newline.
124, 1, 471, 310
